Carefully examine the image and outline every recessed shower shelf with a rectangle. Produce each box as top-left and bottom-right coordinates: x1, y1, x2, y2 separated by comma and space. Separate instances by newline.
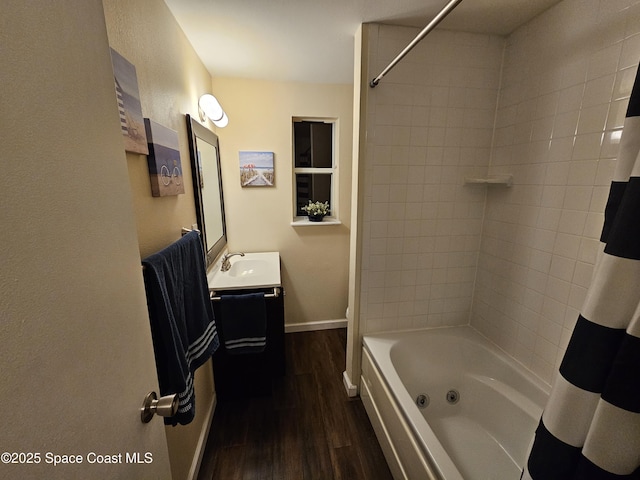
463, 174, 513, 187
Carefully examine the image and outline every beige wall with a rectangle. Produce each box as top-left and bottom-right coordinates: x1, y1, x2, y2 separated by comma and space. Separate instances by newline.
211, 77, 354, 325
102, 0, 215, 478
346, 24, 367, 390
102, 0, 207, 258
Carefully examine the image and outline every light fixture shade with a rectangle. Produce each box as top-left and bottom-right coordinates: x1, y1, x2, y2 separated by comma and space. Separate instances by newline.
212, 112, 229, 128
198, 94, 224, 122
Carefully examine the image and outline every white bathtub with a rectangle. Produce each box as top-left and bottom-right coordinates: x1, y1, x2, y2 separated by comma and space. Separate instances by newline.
360, 326, 549, 480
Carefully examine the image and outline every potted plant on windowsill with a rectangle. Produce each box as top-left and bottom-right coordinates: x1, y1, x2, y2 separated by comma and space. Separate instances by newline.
301, 200, 330, 222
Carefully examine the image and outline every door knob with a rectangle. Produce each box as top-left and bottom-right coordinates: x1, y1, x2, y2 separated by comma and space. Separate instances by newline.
140, 391, 179, 423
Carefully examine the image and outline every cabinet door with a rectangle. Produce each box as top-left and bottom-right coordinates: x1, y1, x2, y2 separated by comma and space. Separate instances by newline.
212, 289, 285, 400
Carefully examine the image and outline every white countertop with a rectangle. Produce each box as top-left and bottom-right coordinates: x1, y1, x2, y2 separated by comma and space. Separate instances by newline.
207, 251, 281, 291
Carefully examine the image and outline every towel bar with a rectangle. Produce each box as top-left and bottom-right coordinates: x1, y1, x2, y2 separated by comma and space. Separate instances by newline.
210, 287, 280, 302
181, 227, 200, 236
142, 228, 201, 270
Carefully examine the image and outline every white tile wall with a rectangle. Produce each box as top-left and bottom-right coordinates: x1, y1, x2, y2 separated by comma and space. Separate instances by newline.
358, 0, 640, 385
360, 25, 504, 334
472, 0, 640, 383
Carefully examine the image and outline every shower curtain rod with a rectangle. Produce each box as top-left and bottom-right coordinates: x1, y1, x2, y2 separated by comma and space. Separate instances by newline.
369, 0, 464, 88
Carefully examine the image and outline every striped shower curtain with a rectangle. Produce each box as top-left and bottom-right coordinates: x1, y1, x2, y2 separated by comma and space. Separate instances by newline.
522, 66, 640, 479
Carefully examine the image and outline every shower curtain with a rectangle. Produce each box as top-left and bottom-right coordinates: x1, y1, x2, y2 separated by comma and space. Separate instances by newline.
523, 66, 640, 479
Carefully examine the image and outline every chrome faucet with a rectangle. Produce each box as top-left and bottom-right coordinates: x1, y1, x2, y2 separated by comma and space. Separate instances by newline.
220, 252, 245, 272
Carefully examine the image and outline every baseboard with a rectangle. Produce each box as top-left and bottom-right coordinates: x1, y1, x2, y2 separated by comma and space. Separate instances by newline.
189, 392, 216, 480
285, 318, 348, 333
342, 370, 359, 397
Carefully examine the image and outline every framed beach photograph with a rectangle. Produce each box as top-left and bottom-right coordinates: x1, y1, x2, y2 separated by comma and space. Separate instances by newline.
144, 119, 185, 197
110, 48, 148, 154
239, 151, 275, 187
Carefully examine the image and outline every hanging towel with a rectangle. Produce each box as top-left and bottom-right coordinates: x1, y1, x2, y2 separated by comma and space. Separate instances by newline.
523, 64, 640, 479
142, 230, 219, 426
219, 293, 267, 354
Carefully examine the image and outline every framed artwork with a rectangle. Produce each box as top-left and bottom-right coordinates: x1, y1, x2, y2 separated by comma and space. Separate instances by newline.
144, 119, 185, 197
239, 151, 275, 187
110, 48, 148, 154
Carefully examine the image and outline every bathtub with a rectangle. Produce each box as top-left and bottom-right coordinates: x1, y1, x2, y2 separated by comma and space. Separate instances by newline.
360, 326, 549, 480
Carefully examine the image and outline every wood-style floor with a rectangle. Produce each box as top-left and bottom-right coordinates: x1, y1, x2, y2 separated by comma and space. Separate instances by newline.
197, 328, 393, 480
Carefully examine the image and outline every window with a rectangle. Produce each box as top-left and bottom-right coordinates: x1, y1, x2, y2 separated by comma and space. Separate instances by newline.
293, 119, 337, 222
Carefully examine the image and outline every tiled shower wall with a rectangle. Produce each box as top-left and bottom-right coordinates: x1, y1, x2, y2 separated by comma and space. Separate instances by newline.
359, 1, 640, 385
359, 25, 505, 333
472, 0, 640, 383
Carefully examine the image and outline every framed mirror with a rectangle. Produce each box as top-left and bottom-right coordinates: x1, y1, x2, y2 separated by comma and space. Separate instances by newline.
186, 114, 226, 268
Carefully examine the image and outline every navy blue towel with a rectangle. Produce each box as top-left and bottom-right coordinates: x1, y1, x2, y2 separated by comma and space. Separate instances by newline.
142, 230, 219, 426
219, 293, 267, 354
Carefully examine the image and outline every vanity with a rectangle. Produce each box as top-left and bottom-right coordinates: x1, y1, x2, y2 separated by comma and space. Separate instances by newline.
207, 252, 285, 400
185, 114, 285, 402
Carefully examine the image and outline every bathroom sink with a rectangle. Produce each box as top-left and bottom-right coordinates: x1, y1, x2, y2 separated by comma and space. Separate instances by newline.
207, 251, 281, 291
228, 259, 269, 278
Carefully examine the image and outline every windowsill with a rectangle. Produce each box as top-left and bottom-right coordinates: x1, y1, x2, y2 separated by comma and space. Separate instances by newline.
291, 216, 342, 226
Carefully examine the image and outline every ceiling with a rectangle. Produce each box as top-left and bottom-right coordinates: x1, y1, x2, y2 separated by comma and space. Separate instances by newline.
163, 0, 562, 84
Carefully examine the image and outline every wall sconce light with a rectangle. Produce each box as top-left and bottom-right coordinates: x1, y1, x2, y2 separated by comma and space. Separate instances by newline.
198, 94, 229, 128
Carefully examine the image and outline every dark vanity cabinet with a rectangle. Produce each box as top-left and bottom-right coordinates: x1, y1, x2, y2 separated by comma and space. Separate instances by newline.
211, 287, 285, 401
